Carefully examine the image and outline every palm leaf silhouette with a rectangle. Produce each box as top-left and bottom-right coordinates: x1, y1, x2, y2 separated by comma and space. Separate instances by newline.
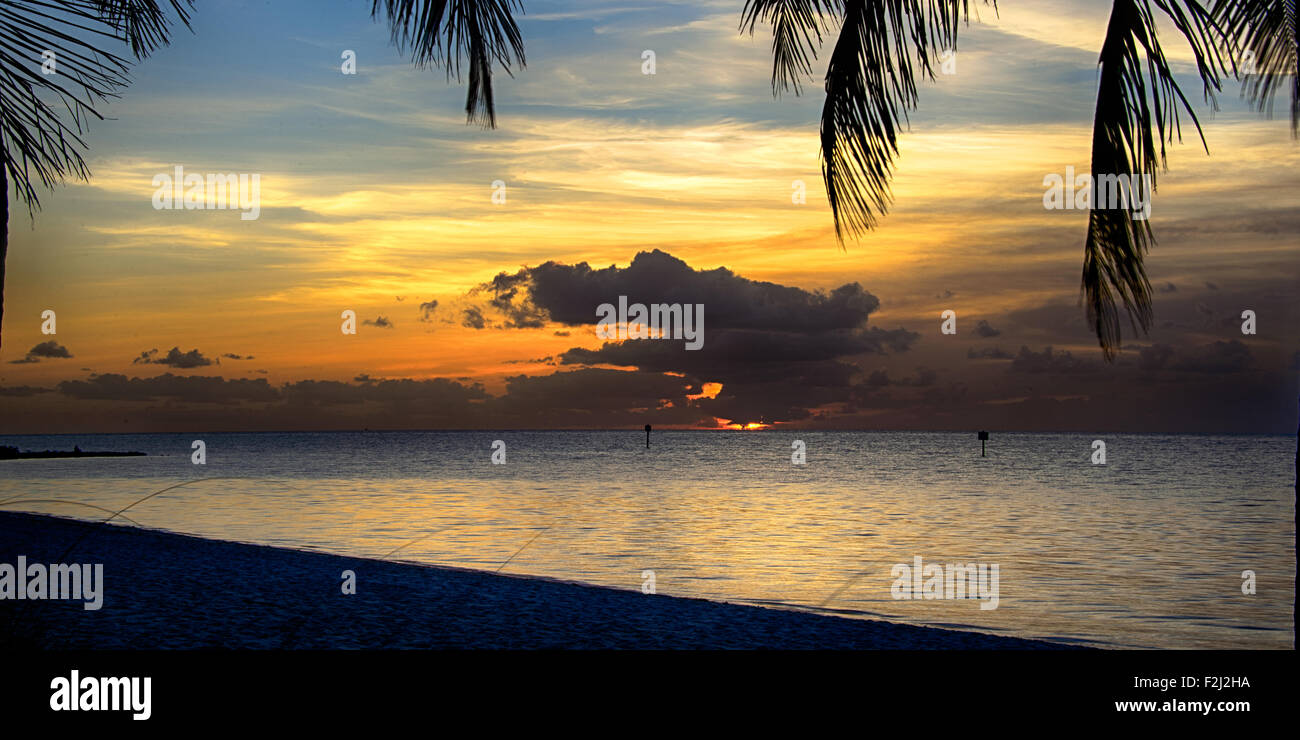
745, 1, 988, 240
1084, 0, 1223, 359
1216, 0, 1299, 133
370, 0, 526, 127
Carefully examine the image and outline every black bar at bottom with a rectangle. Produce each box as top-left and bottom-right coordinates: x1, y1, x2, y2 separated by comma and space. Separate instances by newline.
0, 650, 1291, 728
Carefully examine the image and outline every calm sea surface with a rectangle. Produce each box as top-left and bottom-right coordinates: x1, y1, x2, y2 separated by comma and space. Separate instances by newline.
0, 431, 1293, 648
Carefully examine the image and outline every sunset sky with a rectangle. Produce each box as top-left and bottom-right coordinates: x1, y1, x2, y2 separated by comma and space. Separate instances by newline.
1, 0, 1297, 433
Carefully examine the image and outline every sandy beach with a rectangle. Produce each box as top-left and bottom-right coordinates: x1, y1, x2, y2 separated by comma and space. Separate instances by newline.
0, 511, 1082, 649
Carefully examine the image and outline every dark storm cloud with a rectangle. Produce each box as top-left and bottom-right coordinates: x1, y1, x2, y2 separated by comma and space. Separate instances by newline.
133, 347, 214, 369
480, 250, 886, 332
449, 248, 920, 421
972, 319, 1001, 338
418, 299, 438, 322
222, 353, 254, 360
1157, 282, 1178, 294
10, 341, 73, 364
363, 316, 393, 328
462, 249, 918, 426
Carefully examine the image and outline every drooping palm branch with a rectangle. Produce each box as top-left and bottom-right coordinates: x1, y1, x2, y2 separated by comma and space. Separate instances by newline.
1083, 0, 1224, 359
370, 0, 527, 127
741, 0, 839, 97
745, 1, 990, 240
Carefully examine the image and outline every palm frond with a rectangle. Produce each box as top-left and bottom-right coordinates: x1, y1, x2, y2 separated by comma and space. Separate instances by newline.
92, 0, 193, 58
1, 1, 133, 213
1214, 0, 1299, 134
371, 0, 526, 127
1083, 0, 1225, 360
819, 1, 988, 243
741, 0, 840, 96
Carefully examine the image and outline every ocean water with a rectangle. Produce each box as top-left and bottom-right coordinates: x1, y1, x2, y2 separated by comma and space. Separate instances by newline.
0, 430, 1293, 649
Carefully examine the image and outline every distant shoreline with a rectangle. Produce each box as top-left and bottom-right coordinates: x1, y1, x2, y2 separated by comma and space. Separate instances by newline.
0, 446, 145, 461
0, 511, 1084, 650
